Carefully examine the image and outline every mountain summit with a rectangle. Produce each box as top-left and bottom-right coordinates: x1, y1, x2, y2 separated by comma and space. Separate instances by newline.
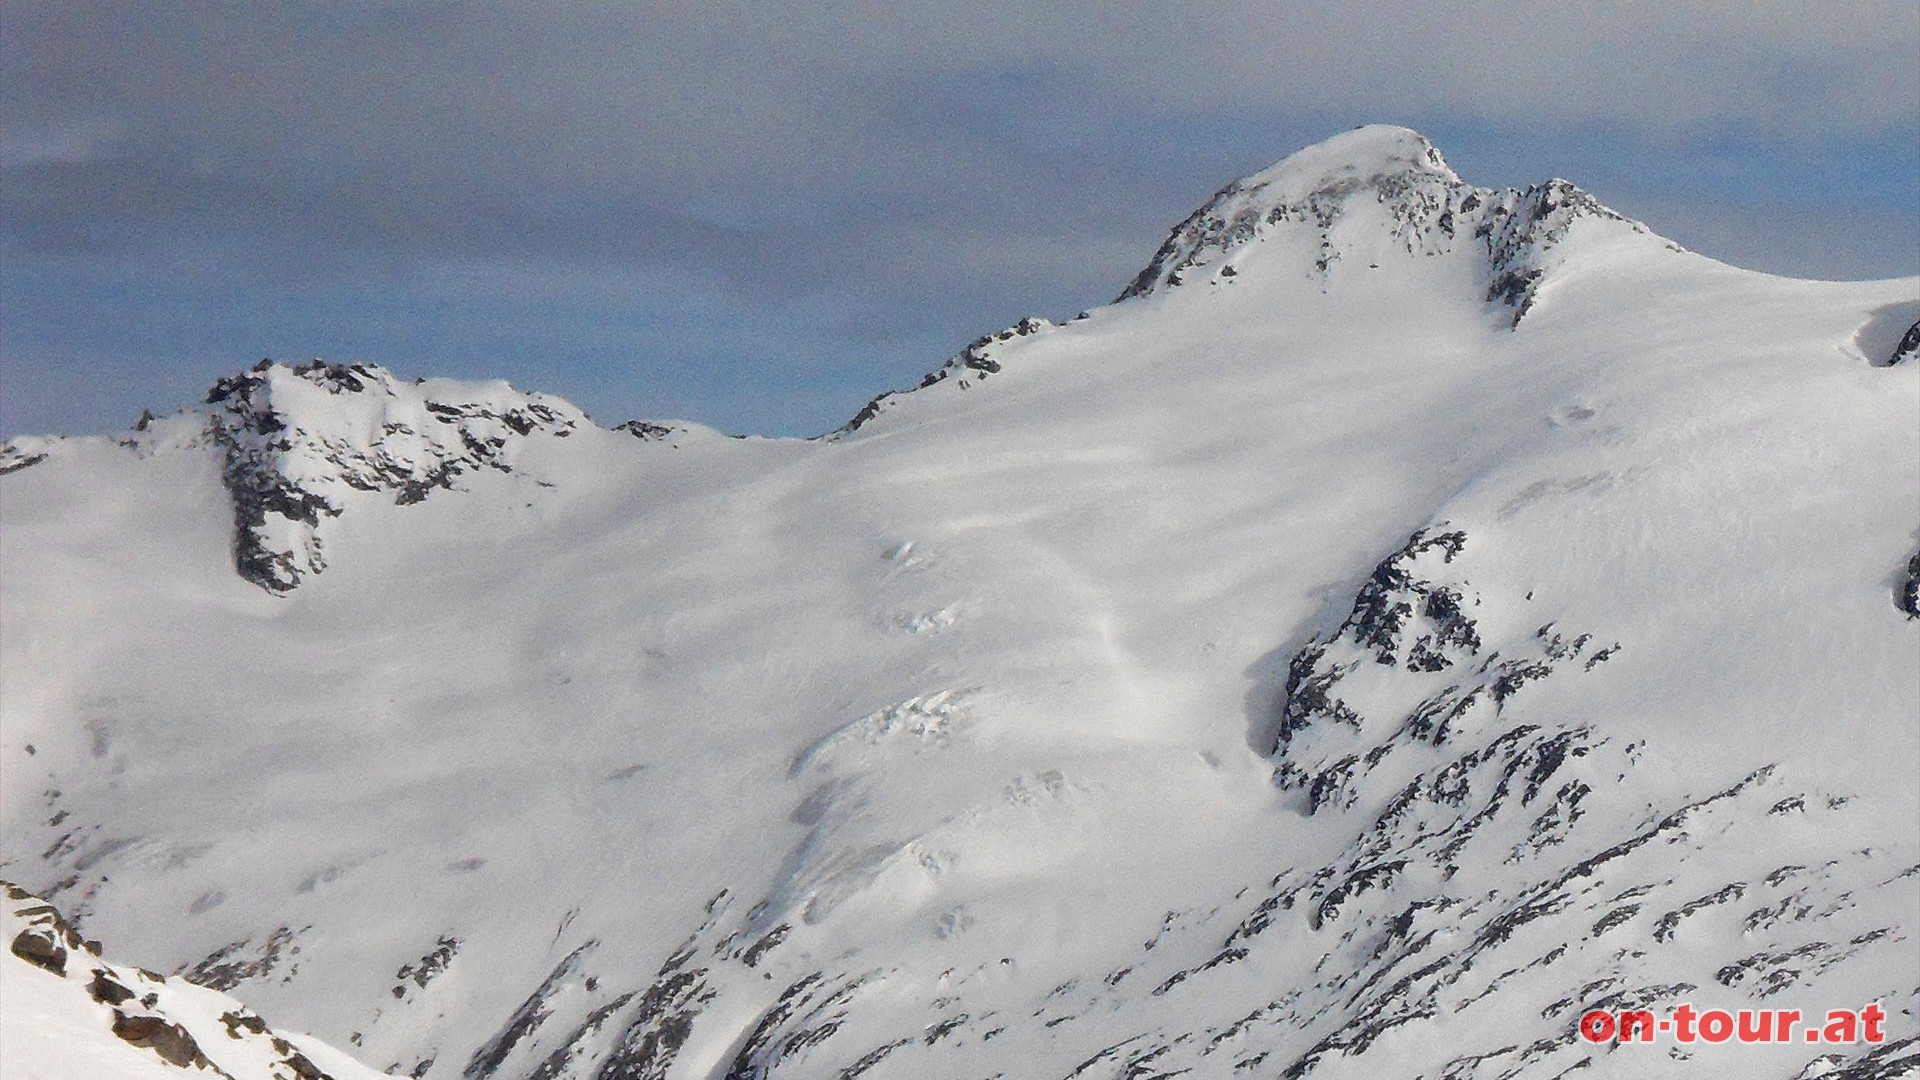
0, 133, 1683, 594
1118, 124, 1663, 324
2, 129, 1917, 1080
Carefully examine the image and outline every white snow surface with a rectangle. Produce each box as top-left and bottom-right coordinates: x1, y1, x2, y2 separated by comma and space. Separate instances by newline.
2, 126, 1917, 1079
1, 883, 385, 1080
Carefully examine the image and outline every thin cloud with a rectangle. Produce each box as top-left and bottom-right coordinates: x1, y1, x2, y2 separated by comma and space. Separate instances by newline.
1, 3, 1914, 439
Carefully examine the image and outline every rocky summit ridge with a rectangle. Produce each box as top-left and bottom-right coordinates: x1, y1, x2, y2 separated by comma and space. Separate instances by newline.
1, 126, 1916, 1080
1117, 125, 1668, 323
0, 126, 1692, 595
199, 360, 590, 593
5, 359, 608, 594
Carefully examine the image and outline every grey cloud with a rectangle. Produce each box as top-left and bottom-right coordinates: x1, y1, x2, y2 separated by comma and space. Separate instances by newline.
10, 4, 1913, 221
1622, 198, 1920, 282
1, 149, 793, 285
2, 1, 1915, 440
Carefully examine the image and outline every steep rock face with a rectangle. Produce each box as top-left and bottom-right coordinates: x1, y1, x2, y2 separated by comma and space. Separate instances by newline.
545, 528, 1915, 1080
1073, 532, 1917, 1080
1899, 547, 1920, 620
1891, 320, 1920, 366
1116, 125, 1663, 325
2, 360, 703, 594
1268, 525, 1616, 781
200, 360, 590, 593
1, 882, 385, 1080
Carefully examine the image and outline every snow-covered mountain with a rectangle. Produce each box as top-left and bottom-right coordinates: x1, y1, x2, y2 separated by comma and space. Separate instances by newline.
2, 125, 1916, 1080
3, 882, 386, 1080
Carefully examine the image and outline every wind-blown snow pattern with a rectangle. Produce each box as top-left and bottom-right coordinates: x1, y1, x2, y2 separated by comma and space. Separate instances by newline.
3, 125, 1917, 1080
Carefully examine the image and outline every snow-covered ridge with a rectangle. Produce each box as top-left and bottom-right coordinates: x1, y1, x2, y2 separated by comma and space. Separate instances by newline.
2, 359, 647, 594
835, 125, 1683, 440
837, 316, 1050, 435
1, 125, 1916, 1080
2, 882, 385, 1080
1116, 124, 1670, 325
200, 360, 593, 592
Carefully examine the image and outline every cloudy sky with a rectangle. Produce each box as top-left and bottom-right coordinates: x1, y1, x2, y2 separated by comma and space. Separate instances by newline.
4, 2, 1916, 438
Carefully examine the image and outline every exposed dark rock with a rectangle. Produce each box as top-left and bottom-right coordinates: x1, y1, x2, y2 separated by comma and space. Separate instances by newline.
0, 449, 49, 476
834, 318, 1049, 434
1898, 547, 1920, 619
10, 924, 66, 974
278, 1045, 334, 1080
181, 925, 301, 991
525, 992, 638, 1080
464, 939, 597, 1079
720, 973, 829, 1080
222, 1008, 271, 1037
1114, 138, 1650, 331
1589, 903, 1638, 935
202, 361, 585, 593
1887, 320, 1920, 366
1271, 525, 1483, 758
112, 1010, 213, 1070
1831, 1036, 1920, 1079
1346, 527, 1471, 665
1312, 862, 1406, 930
1479, 181, 1630, 326
393, 935, 459, 999
740, 923, 787, 968
844, 1038, 913, 1078
934, 521, 1912, 1080
89, 968, 136, 1004
7, 883, 366, 1078
923, 1013, 968, 1044
1064, 1035, 1149, 1078
1651, 882, 1746, 943
585, 938, 727, 1080
617, 420, 678, 441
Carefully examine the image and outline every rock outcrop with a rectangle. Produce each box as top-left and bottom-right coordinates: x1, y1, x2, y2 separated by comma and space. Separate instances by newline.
2, 881, 384, 1079
1116, 125, 1665, 326
199, 360, 589, 593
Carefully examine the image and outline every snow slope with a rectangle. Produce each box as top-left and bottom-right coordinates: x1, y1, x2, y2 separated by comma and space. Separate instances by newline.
2, 126, 1917, 1079
2, 882, 386, 1080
